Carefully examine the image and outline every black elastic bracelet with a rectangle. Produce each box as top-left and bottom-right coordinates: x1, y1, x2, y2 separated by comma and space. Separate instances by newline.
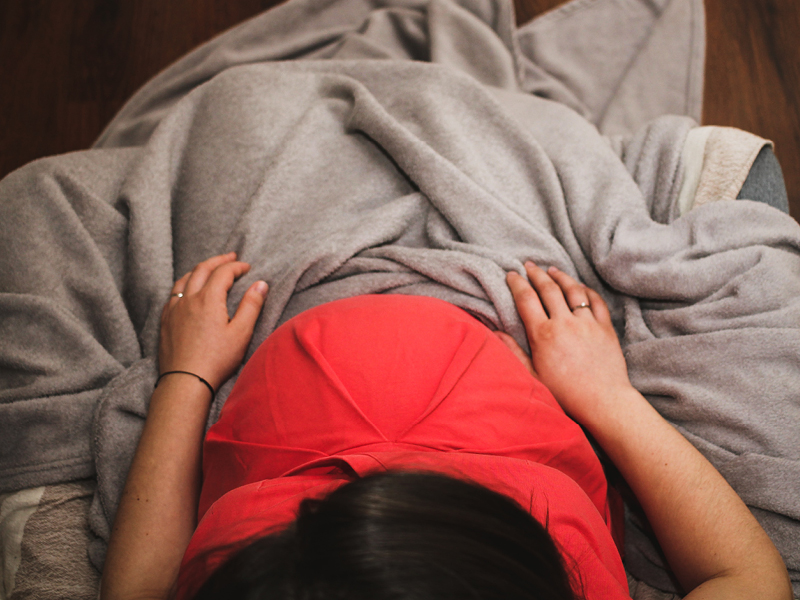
155, 370, 215, 401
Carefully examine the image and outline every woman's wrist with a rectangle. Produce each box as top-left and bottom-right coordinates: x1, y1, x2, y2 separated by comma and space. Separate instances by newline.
102, 372, 214, 600
568, 383, 643, 437
149, 371, 216, 413
156, 370, 216, 401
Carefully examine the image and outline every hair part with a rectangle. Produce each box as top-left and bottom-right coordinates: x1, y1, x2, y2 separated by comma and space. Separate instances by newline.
192, 471, 582, 600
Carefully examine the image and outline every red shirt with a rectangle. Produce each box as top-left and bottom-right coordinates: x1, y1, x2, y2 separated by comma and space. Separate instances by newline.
176, 295, 629, 599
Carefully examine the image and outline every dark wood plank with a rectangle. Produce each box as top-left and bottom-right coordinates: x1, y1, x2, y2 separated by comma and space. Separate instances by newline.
0, 0, 283, 179
514, 0, 570, 25
703, 0, 800, 219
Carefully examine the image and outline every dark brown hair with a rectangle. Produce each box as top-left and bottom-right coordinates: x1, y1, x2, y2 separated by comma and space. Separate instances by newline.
192, 471, 582, 600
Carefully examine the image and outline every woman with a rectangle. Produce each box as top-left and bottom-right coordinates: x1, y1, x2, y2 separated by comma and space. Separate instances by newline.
99, 252, 791, 600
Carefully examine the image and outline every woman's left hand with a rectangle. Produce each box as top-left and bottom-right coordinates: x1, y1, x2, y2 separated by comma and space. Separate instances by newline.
499, 261, 631, 427
158, 252, 269, 392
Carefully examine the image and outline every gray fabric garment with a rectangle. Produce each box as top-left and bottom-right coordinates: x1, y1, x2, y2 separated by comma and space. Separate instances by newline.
1, 0, 798, 595
738, 146, 791, 214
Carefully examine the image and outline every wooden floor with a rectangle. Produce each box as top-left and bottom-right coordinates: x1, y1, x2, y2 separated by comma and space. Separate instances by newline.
2, 0, 798, 221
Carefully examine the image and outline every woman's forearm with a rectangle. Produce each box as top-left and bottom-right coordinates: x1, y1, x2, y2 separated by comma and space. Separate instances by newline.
584, 386, 792, 599
505, 263, 791, 598
100, 253, 266, 599
100, 374, 212, 600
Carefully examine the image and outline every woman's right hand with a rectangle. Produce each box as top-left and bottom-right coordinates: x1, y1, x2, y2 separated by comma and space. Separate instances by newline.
159, 252, 268, 393
506, 263, 792, 600
499, 261, 632, 426
503, 262, 793, 600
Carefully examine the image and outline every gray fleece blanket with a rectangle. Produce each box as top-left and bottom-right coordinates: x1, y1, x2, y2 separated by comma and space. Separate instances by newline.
1, 0, 798, 594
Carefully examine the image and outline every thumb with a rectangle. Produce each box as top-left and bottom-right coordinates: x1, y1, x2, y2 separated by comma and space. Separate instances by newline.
231, 280, 268, 334
494, 331, 539, 379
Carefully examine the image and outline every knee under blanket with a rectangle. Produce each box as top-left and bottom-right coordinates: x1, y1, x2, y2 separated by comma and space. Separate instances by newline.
0, 0, 798, 594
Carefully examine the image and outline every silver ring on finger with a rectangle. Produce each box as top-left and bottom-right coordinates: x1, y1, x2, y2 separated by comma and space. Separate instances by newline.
570, 302, 590, 312
171, 292, 184, 299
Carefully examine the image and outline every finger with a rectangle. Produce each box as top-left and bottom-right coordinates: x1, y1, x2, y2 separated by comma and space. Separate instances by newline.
184, 252, 238, 295
168, 271, 193, 307
171, 271, 192, 296
507, 271, 547, 326
494, 331, 538, 379
524, 262, 571, 318
231, 281, 268, 335
584, 286, 612, 326
547, 266, 591, 318
164, 272, 192, 316
204, 261, 252, 300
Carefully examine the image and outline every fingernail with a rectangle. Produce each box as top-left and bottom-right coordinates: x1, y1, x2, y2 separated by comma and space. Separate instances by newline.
255, 281, 268, 297
548, 266, 558, 273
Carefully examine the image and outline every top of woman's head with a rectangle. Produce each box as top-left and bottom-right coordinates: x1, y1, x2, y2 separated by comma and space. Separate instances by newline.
192, 471, 582, 600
